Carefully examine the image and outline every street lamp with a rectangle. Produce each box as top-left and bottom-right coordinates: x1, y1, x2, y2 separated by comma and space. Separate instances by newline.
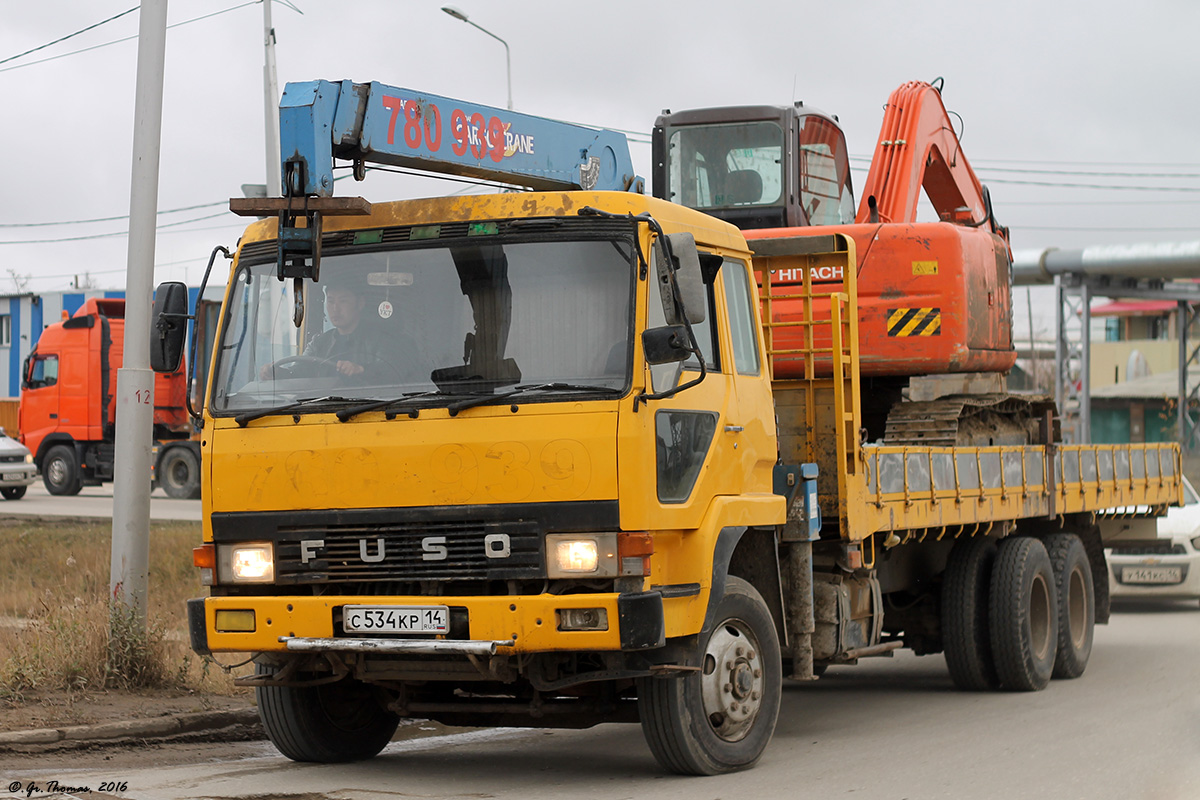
441, 5, 512, 111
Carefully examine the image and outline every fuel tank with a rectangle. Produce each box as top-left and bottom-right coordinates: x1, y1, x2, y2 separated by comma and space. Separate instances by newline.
747, 222, 1016, 378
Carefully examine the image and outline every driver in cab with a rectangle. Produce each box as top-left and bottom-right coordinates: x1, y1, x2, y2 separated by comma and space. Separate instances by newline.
306, 281, 382, 377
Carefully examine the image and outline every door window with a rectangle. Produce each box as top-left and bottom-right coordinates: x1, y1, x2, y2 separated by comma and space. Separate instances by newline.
722, 261, 762, 375
27, 355, 58, 389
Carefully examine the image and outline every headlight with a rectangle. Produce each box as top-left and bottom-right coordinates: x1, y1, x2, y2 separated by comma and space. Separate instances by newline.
544, 532, 654, 579
1191, 535, 1200, 551
217, 542, 275, 584
23, 454, 33, 464
546, 534, 617, 578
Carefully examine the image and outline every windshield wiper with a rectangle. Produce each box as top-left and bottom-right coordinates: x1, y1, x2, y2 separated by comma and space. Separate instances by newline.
234, 396, 370, 427
446, 383, 623, 415
334, 390, 462, 422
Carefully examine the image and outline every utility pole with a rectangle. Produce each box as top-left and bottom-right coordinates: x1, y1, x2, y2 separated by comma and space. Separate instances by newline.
263, 0, 281, 195
111, 0, 169, 630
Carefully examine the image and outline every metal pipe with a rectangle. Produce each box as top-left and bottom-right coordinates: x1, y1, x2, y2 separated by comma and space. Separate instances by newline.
1013, 242, 1200, 285
262, 0, 281, 196
110, 0, 168, 630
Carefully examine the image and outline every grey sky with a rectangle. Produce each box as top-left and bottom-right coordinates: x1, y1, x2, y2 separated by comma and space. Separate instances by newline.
1, 0, 1197, 340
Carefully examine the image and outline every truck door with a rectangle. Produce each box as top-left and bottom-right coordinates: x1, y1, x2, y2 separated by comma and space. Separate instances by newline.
618, 245, 745, 532
716, 257, 777, 497
20, 350, 60, 456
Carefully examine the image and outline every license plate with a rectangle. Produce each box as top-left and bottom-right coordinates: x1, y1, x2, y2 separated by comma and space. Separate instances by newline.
342, 605, 449, 634
1122, 566, 1183, 585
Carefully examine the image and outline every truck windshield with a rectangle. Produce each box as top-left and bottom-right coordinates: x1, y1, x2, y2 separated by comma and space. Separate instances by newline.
668, 121, 783, 210
210, 228, 636, 414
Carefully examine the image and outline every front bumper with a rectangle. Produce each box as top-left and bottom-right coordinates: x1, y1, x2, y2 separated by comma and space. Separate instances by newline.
188, 591, 669, 656
1108, 555, 1200, 601
0, 466, 36, 488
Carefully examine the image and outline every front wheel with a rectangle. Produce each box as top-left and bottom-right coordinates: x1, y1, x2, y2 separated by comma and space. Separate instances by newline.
1, 486, 26, 500
43, 444, 82, 496
637, 576, 782, 775
255, 665, 399, 763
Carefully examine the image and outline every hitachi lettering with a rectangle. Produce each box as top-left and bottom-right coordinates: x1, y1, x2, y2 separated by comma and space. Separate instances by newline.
775, 265, 844, 283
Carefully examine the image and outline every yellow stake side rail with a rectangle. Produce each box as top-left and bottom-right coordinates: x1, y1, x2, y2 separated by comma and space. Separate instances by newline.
852, 442, 1181, 538
753, 233, 1184, 544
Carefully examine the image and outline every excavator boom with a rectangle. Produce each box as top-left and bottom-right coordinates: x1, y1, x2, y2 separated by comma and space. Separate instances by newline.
855, 80, 1000, 239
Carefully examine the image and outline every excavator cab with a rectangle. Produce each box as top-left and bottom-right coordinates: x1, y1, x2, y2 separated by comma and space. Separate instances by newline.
652, 104, 855, 230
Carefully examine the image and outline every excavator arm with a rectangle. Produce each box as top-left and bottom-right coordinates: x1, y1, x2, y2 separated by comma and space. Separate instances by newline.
854, 80, 1004, 242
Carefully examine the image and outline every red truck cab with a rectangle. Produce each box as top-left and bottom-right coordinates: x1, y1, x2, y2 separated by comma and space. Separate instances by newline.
19, 298, 198, 496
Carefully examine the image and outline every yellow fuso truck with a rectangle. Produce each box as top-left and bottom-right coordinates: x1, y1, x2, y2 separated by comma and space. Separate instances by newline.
152, 81, 1182, 775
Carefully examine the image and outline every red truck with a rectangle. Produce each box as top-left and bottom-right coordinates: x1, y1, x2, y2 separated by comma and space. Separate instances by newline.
18, 297, 202, 498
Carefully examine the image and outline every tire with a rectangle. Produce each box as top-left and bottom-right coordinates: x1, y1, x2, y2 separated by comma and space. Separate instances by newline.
1043, 533, 1094, 679
941, 536, 999, 691
1, 486, 26, 500
158, 446, 201, 499
255, 664, 399, 763
43, 444, 83, 496
989, 537, 1058, 691
637, 576, 782, 775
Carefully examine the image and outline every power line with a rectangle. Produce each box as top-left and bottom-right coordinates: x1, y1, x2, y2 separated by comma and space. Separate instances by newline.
0, 200, 228, 228
849, 154, 1200, 179
0, 6, 138, 66
0, 1, 260, 75
0, 211, 234, 244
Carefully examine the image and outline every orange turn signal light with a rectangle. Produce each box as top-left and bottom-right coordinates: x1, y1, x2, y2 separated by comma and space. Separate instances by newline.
193, 544, 215, 569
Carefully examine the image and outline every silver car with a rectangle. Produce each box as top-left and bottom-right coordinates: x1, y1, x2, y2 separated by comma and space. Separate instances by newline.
0, 428, 36, 500
1108, 476, 1200, 604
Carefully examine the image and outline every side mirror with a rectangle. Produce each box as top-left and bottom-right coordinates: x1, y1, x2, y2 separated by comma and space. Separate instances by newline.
151, 281, 190, 373
643, 325, 692, 365
654, 232, 706, 326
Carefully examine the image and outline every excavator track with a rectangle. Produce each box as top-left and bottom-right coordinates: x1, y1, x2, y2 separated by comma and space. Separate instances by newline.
883, 394, 1058, 448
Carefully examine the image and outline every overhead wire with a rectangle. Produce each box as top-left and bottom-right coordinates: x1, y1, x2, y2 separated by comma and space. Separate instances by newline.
0, 5, 138, 66
0, 1, 262, 75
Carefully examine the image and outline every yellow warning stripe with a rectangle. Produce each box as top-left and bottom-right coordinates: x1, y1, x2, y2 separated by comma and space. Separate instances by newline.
887, 307, 941, 337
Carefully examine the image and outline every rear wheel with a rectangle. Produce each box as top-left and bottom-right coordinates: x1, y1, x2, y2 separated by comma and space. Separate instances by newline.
1, 486, 26, 500
43, 444, 83, 496
255, 665, 399, 763
637, 576, 782, 775
1043, 533, 1094, 679
942, 536, 999, 690
158, 446, 200, 499
989, 537, 1058, 691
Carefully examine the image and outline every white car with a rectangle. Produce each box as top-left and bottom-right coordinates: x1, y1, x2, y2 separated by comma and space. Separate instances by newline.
1108, 476, 1200, 604
0, 428, 36, 500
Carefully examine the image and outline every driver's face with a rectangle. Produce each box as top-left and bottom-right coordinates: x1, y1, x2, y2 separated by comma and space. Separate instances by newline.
324, 287, 364, 333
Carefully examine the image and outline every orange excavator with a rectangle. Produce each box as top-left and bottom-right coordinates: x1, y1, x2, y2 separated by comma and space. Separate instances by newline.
653, 79, 1048, 445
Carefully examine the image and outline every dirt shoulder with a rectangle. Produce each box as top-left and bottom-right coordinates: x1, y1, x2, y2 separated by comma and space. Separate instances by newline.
0, 687, 255, 736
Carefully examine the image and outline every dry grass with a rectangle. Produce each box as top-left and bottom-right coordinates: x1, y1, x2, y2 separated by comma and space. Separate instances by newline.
0, 518, 245, 701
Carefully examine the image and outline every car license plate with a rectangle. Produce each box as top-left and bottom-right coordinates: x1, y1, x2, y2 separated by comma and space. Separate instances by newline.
1122, 566, 1183, 585
343, 605, 449, 634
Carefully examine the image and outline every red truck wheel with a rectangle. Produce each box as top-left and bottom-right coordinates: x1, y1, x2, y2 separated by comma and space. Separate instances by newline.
43, 445, 83, 496
158, 446, 200, 499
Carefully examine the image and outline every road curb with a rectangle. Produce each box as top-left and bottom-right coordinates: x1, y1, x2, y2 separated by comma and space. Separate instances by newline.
0, 707, 260, 748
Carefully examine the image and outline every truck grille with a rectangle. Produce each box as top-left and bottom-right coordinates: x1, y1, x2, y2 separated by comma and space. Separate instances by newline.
273, 519, 542, 585
0, 455, 24, 464
210, 501, 619, 590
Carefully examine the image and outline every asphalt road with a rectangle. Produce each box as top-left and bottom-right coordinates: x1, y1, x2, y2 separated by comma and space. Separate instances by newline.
0, 481, 200, 521
6, 600, 1199, 800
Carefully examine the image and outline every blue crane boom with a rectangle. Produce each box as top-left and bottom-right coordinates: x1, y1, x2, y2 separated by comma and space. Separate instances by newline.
279, 79, 642, 196
231, 79, 644, 293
